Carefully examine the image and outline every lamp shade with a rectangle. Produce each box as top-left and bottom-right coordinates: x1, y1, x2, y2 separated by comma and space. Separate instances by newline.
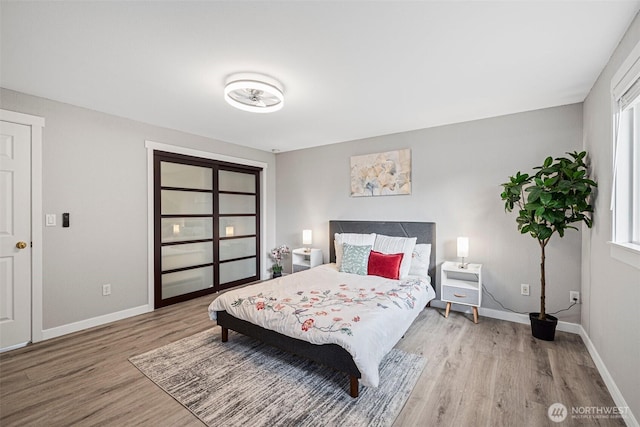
302, 229, 313, 245
225, 226, 235, 237
457, 237, 469, 258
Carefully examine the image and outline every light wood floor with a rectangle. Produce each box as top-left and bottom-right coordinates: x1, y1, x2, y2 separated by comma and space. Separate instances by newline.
0, 295, 624, 427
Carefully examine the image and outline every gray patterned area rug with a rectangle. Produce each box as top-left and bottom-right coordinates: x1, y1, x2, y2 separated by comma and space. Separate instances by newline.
129, 329, 426, 427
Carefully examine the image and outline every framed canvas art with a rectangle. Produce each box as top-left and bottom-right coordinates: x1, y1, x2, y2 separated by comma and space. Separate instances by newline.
350, 149, 411, 197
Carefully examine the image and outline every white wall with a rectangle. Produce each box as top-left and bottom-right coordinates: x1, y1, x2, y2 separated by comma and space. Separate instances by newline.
582, 13, 640, 420
0, 88, 277, 330
275, 104, 583, 323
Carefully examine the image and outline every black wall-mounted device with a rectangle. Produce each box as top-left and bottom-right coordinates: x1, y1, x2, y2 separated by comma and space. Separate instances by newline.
62, 213, 70, 228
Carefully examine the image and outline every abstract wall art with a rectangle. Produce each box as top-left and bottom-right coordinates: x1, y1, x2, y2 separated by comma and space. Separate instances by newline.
350, 149, 411, 197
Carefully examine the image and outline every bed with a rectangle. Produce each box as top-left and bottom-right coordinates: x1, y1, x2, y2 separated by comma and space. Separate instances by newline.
208, 220, 436, 397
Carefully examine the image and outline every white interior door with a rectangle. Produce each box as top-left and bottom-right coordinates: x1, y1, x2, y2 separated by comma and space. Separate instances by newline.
0, 120, 32, 350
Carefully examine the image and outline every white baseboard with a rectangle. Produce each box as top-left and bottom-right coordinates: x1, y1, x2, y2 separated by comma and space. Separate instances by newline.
479, 306, 529, 325
41, 305, 152, 341
430, 300, 637, 426
431, 300, 582, 333
0, 341, 29, 354
577, 325, 639, 427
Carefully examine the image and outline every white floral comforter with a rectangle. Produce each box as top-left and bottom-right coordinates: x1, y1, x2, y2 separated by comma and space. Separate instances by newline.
208, 263, 435, 387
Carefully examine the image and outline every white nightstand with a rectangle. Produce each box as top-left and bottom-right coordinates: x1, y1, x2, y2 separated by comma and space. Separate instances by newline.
292, 248, 323, 273
441, 261, 482, 324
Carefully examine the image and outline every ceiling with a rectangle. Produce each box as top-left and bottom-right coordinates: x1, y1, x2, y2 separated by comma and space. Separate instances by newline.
1, 1, 639, 153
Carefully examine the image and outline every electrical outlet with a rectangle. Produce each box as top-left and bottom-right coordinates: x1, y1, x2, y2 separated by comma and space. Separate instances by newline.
102, 284, 111, 296
570, 291, 580, 304
521, 284, 530, 296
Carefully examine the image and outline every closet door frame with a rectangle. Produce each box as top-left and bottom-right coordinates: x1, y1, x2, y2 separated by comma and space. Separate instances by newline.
153, 150, 261, 308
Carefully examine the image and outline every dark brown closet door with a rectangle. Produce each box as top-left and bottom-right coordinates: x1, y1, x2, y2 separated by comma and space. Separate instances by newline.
154, 151, 260, 308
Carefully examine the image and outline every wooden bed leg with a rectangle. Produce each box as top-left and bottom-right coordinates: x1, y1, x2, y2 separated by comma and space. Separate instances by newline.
349, 376, 359, 398
221, 327, 228, 342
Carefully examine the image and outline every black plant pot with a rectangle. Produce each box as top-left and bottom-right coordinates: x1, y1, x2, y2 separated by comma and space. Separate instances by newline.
272, 271, 282, 279
529, 313, 558, 341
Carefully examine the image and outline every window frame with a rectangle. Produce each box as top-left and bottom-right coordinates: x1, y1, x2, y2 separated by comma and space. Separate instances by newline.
610, 39, 640, 269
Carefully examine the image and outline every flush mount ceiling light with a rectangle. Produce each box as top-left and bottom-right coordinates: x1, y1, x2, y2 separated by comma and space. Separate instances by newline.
224, 73, 284, 113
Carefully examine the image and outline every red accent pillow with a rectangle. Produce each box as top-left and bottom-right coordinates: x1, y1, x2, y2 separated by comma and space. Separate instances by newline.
367, 250, 404, 280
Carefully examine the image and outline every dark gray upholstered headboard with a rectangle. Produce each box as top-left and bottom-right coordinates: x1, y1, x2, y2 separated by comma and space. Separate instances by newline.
329, 220, 436, 287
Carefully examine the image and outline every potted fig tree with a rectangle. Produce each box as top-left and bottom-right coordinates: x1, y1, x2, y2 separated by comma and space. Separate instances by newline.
500, 151, 596, 341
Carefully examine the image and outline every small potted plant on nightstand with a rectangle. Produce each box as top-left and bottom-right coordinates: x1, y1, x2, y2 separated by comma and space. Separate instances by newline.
270, 244, 290, 278
500, 151, 596, 341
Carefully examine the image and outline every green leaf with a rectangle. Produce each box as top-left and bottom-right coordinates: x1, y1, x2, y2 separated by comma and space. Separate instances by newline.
538, 227, 553, 240
558, 180, 571, 190
502, 151, 596, 251
526, 186, 541, 201
538, 167, 556, 175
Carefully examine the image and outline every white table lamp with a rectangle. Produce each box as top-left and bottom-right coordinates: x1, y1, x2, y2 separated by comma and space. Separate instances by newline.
302, 229, 312, 252
457, 237, 469, 268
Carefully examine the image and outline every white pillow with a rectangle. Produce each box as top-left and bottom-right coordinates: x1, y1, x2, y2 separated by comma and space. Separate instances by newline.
373, 234, 417, 279
408, 243, 431, 278
334, 233, 376, 269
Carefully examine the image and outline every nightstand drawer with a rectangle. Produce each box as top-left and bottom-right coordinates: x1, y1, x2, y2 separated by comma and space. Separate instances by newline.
442, 286, 479, 306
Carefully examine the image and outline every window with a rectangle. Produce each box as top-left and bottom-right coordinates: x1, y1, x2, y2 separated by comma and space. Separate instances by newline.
614, 96, 640, 245
611, 40, 640, 268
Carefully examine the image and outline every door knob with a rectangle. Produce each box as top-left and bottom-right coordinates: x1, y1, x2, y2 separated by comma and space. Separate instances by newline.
16, 241, 27, 249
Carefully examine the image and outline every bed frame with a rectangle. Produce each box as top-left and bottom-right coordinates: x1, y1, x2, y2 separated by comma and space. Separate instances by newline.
216, 220, 436, 398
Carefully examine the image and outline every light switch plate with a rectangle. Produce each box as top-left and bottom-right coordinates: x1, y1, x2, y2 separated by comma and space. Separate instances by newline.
45, 214, 56, 227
